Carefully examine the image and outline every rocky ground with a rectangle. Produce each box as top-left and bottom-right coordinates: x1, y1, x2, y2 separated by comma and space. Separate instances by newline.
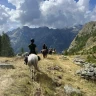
0, 54, 96, 96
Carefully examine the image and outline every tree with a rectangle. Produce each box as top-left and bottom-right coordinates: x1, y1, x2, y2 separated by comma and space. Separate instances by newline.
21, 47, 24, 54
1, 33, 14, 57
64, 49, 68, 55
0, 35, 1, 56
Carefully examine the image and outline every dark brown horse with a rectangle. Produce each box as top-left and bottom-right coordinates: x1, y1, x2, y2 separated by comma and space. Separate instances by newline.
41, 49, 48, 58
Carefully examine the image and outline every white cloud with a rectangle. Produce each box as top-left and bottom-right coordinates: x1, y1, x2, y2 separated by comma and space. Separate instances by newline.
0, 4, 20, 33
90, 6, 96, 21
0, 5, 10, 25
39, 0, 90, 28
0, 0, 96, 33
8, 0, 25, 9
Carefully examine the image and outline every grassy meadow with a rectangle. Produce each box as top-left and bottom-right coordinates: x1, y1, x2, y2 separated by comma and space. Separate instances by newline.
0, 54, 96, 96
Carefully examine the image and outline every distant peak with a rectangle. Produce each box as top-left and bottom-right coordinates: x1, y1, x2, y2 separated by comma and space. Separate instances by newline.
20, 26, 29, 29
39, 26, 49, 29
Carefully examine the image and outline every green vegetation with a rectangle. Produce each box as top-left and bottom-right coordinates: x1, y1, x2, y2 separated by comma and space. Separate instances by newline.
86, 54, 96, 63
92, 46, 96, 53
92, 29, 96, 37
68, 34, 90, 54
0, 32, 14, 57
0, 35, 1, 56
63, 49, 68, 55
68, 28, 96, 55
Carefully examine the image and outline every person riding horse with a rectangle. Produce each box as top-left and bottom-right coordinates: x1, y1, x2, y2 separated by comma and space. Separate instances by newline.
41, 43, 48, 58
24, 38, 40, 65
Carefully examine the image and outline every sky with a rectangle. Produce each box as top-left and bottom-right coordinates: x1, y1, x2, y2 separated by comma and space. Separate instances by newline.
0, 0, 96, 33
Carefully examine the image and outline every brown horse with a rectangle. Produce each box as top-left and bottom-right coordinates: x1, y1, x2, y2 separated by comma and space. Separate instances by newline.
41, 49, 48, 58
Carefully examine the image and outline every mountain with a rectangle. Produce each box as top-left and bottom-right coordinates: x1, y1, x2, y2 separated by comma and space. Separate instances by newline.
7, 25, 82, 54
68, 21, 96, 54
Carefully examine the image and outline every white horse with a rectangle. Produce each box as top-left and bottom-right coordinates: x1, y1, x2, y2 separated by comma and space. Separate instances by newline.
24, 54, 40, 78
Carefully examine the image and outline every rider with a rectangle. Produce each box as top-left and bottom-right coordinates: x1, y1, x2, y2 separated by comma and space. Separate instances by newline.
42, 43, 48, 53
28, 38, 37, 55
43, 43, 48, 50
24, 38, 39, 65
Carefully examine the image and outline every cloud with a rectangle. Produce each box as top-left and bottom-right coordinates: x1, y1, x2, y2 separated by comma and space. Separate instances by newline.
8, 0, 25, 9
0, 4, 21, 33
39, 0, 93, 28
0, 0, 96, 33
0, 5, 10, 25
0, 5, 10, 32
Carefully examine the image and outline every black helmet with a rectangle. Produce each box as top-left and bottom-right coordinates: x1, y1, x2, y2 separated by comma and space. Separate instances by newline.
31, 38, 34, 42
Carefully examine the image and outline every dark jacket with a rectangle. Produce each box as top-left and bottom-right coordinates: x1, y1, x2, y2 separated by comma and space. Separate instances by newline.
28, 43, 37, 54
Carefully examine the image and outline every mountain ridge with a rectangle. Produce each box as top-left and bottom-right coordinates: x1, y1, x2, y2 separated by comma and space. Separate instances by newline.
7, 25, 82, 53
68, 21, 96, 54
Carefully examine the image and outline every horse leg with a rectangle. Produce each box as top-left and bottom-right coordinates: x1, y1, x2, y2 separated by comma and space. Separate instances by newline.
34, 64, 40, 72
32, 66, 34, 79
29, 67, 32, 78
45, 53, 47, 58
43, 54, 45, 58
29, 66, 34, 79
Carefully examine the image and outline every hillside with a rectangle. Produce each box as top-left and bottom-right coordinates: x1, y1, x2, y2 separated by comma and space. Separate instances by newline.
7, 26, 82, 54
0, 54, 96, 96
68, 21, 96, 55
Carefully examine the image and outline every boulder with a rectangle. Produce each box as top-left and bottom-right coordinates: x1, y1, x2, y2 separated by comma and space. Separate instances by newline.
64, 84, 82, 96
0, 63, 14, 69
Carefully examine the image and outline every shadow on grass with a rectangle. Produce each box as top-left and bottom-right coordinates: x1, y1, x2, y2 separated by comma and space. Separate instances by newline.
35, 71, 56, 96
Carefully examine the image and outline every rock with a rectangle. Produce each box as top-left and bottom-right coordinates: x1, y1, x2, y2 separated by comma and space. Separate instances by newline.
64, 84, 82, 96
0, 63, 15, 69
47, 65, 63, 72
76, 70, 82, 74
73, 58, 85, 66
81, 70, 87, 76
54, 81, 62, 87
76, 62, 96, 80
91, 64, 96, 67
22, 52, 29, 57
86, 71, 94, 77
89, 67, 94, 72
57, 75, 62, 79
94, 68, 96, 75
34, 88, 41, 96
16, 53, 22, 57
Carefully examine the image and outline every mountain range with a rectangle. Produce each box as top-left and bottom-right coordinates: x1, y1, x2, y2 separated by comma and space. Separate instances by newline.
7, 25, 82, 54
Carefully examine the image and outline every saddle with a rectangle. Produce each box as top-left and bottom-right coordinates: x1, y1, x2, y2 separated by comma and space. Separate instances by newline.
24, 56, 41, 65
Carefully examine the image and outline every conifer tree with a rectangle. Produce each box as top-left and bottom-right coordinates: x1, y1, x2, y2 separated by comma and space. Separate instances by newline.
21, 47, 24, 54
1, 32, 14, 57
0, 35, 1, 56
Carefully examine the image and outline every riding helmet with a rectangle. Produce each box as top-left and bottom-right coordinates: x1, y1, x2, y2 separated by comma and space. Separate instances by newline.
31, 38, 34, 42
